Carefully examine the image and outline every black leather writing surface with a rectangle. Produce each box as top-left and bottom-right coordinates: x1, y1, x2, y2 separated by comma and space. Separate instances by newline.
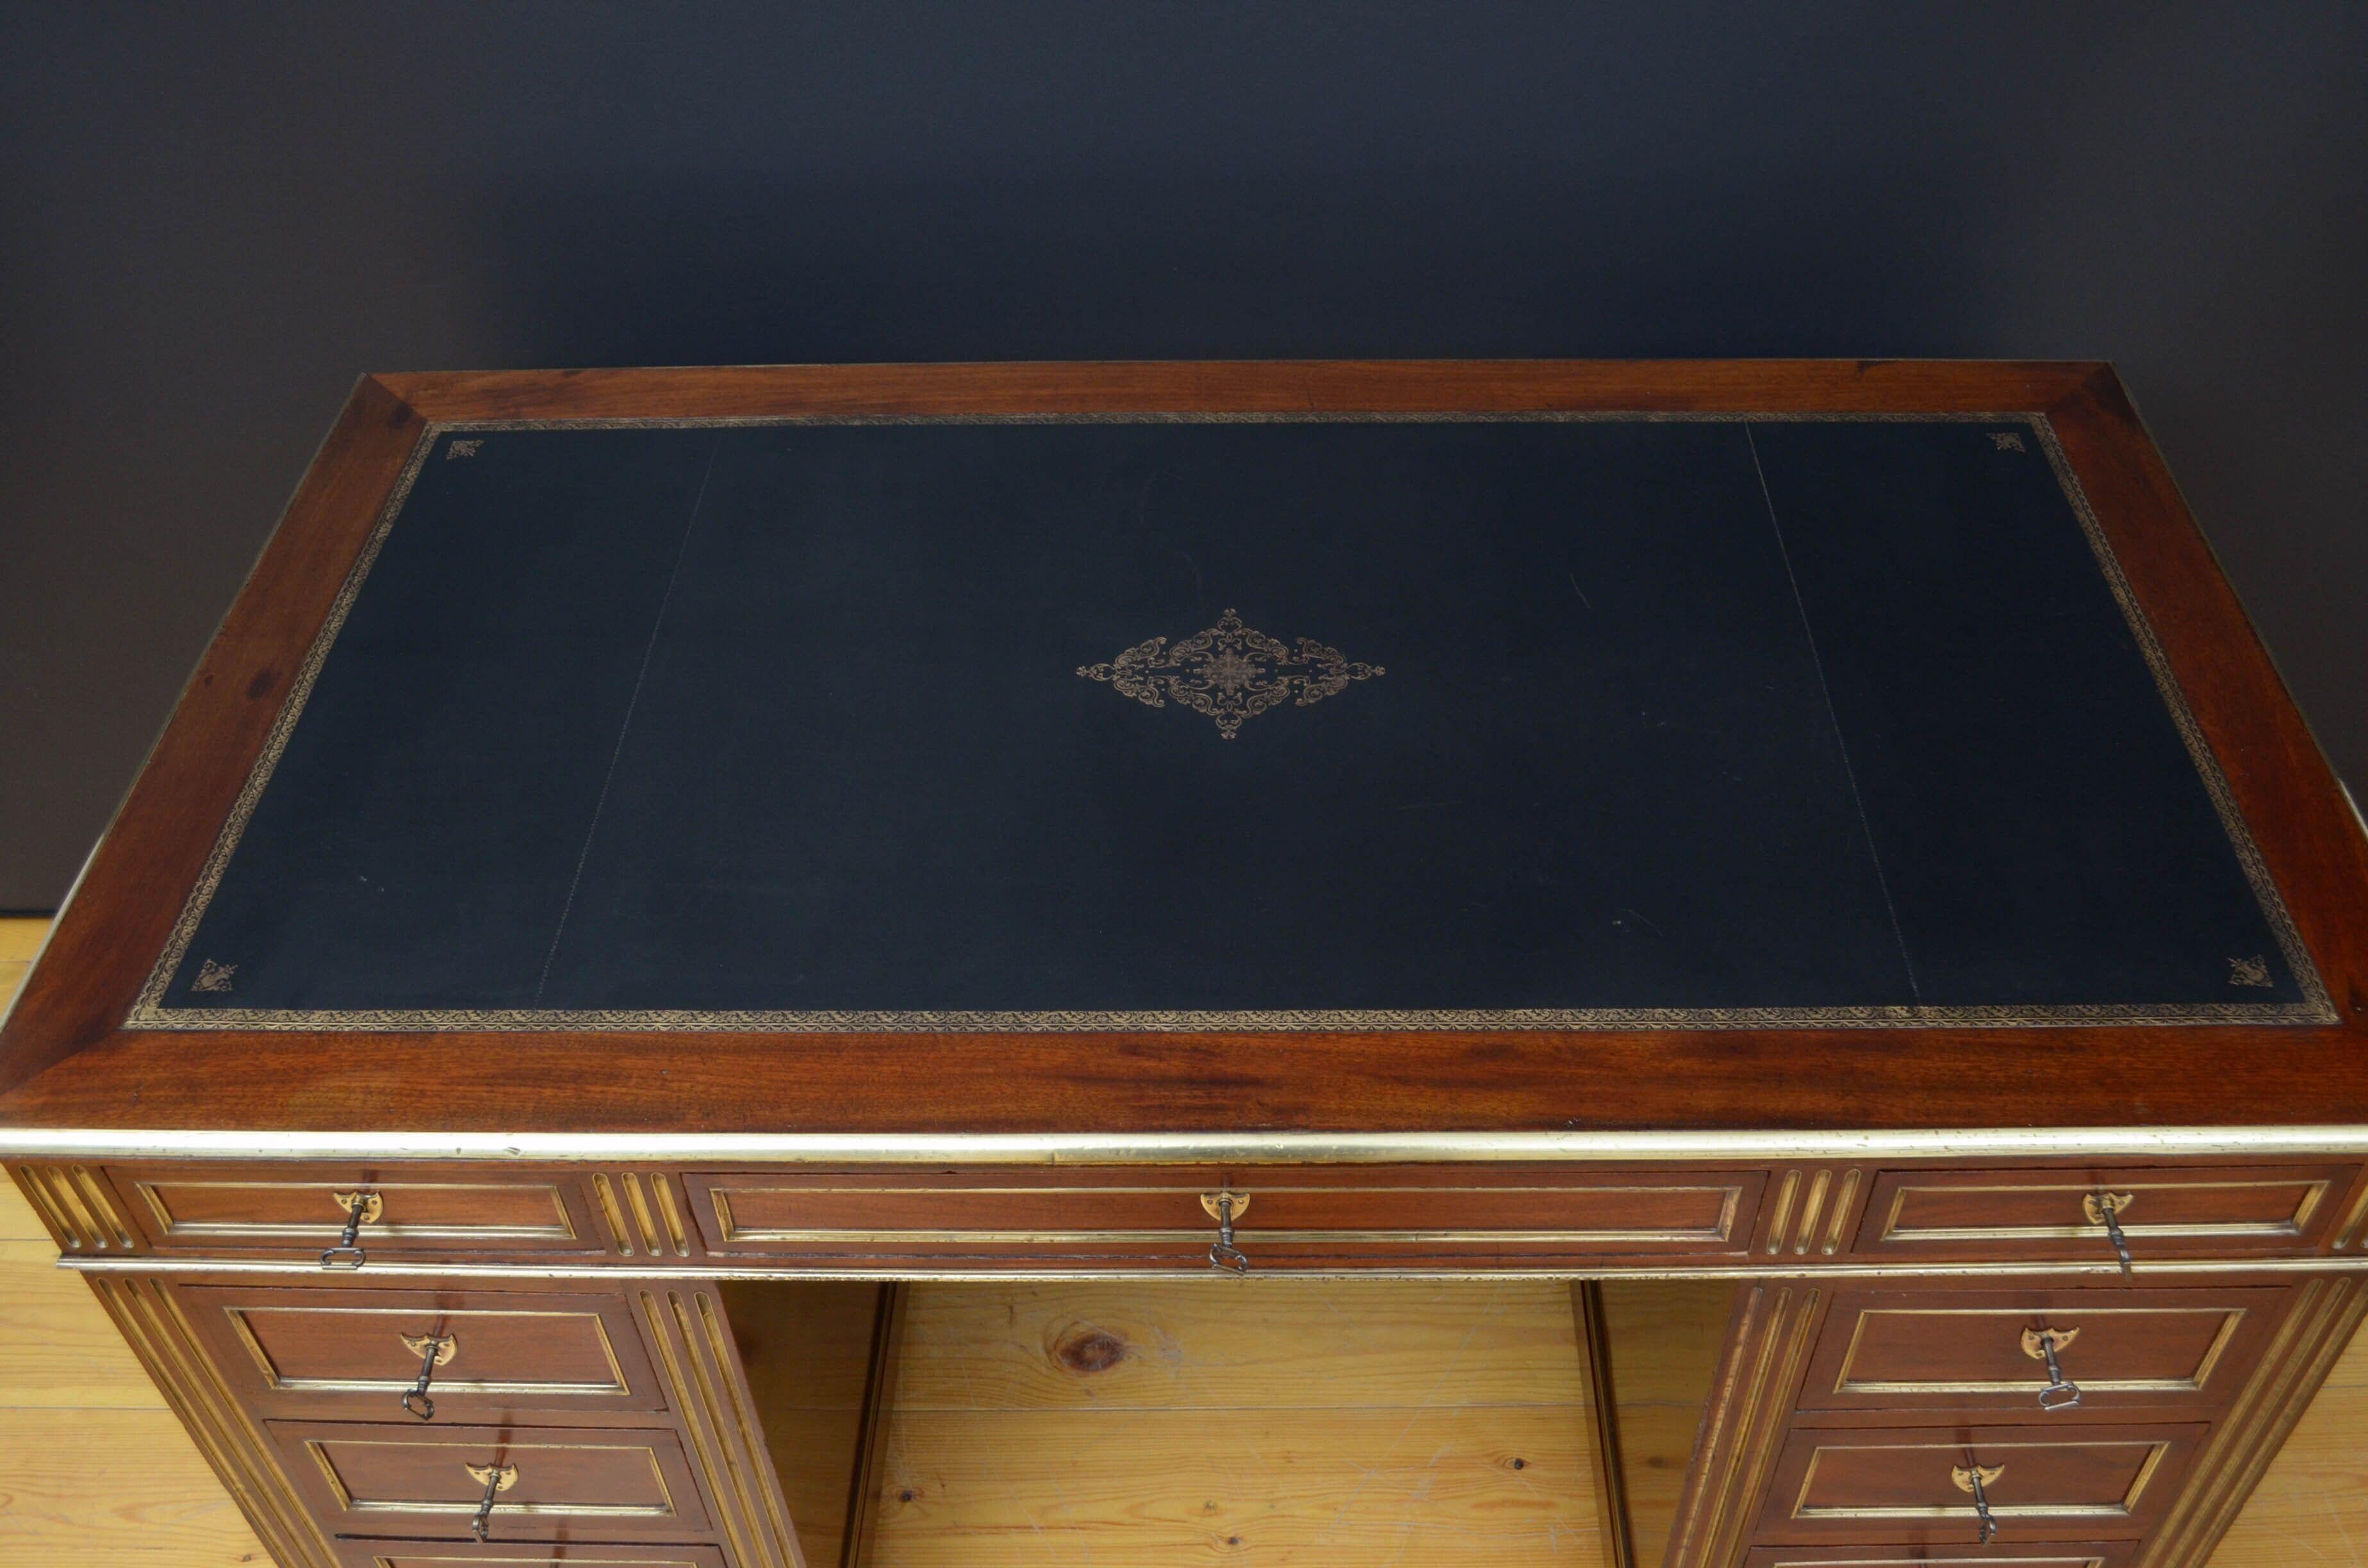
144, 416, 2325, 1029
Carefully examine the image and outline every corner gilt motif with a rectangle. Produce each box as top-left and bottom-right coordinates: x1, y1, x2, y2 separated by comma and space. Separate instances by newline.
1078, 608, 1383, 739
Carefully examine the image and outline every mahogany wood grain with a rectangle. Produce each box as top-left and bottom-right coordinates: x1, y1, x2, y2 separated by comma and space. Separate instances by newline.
267, 1419, 712, 1542
689, 1164, 1763, 1267
1793, 1287, 2290, 1419
3, 361, 2364, 1138
174, 1282, 668, 1422
1754, 1421, 2207, 1544
104, 1163, 604, 1258
1852, 1166, 2355, 1263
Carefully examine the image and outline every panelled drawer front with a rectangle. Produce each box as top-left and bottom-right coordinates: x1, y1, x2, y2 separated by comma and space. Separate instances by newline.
1852, 1164, 2353, 1262
1741, 1547, 2138, 1568
110, 1163, 601, 1256
1757, 1423, 2205, 1544
687, 1165, 1764, 1264
269, 1420, 711, 1542
1798, 1286, 2290, 1416
177, 1284, 668, 1421
334, 1545, 727, 1568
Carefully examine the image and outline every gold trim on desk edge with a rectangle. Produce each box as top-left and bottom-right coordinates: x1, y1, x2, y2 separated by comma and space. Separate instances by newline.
6, 1125, 2368, 1162
55, 1254, 2368, 1282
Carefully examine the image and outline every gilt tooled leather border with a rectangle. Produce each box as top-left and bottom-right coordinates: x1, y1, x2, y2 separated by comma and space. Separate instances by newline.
126, 411, 2337, 1033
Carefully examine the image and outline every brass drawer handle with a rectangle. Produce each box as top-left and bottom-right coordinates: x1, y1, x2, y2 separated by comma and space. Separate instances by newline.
1952, 1461, 2004, 1544
2022, 1325, 2083, 1411
2084, 1191, 2135, 1275
320, 1190, 382, 1270
466, 1462, 517, 1542
399, 1332, 456, 1420
1202, 1190, 1250, 1274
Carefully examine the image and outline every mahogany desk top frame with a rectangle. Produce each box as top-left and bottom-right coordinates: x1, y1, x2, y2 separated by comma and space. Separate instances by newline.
4, 361, 2367, 1568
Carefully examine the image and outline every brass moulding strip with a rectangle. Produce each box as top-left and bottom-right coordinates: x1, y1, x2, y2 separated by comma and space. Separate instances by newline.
1874, 1181, 2331, 1245
1829, 1308, 2245, 1398
2139, 1275, 2368, 1568
10, 1125, 2368, 1163
15, 1164, 134, 1250
57, 1252, 2368, 1282
1820, 1169, 1862, 1255
591, 1173, 635, 1255
1792, 1441, 2171, 1523
1666, 1283, 1821, 1568
636, 1287, 799, 1568
87, 1274, 340, 1568
224, 1305, 632, 1398
2333, 1180, 2368, 1250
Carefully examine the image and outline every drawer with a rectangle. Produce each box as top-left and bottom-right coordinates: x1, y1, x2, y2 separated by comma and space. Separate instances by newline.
686, 1164, 1766, 1265
1742, 1548, 2137, 1568
269, 1420, 711, 1542
1852, 1164, 2353, 1263
1755, 1422, 2205, 1544
1797, 1286, 2290, 1416
335, 1546, 727, 1568
177, 1284, 668, 1421
108, 1164, 602, 1258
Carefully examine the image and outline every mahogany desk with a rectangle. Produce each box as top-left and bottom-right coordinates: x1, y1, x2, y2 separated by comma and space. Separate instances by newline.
4, 361, 2366, 1568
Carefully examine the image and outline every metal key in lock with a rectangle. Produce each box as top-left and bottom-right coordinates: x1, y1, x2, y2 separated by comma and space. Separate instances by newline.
2021, 1325, 2083, 1411
399, 1332, 456, 1420
320, 1189, 381, 1270
1203, 1190, 1250, 1273
1952, 1461, 2005, 1544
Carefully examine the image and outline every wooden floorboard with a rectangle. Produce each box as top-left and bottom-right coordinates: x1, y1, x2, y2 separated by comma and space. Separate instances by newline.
1, 912, 2365, 1564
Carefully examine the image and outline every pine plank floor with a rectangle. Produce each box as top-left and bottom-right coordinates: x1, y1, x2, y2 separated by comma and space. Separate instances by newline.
1, 912, 2364, 1565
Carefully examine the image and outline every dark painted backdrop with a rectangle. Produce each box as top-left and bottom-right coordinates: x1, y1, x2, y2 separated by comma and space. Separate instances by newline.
3, 3, 2364, 910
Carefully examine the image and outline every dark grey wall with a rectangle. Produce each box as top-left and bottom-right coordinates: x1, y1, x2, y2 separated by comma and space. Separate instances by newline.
4, 4, 2364, 910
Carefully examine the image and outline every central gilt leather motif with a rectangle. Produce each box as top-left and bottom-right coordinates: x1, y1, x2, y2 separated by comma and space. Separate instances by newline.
1078, 608, 1385, 739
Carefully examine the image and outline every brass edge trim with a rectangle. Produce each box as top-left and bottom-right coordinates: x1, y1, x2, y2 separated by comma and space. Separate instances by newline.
2141, 1276, 2368, 1568
42, 1165, 109, 1249
19, 1166, 89, 1249
120, 410, 2331, 1034
92, 1275, 340, 1568
651, 1173, 691, 1257
639, 1289, 766, 1567
70, 1164, 133, 1246
2335, 1178, 2368, 1250
1766, 1172, 1801, 1255
714, 1227, 1739, 1246
592, 1173, 635, 1256
623, 1173, 666, 1255
8, 1126, 2368, 1163
1820, 1170, 1861, 1256
698, 1287, 801, 1565
1724, 1287, 1823, 1568
1664, 1284, 1764, 1568
58, 1254, 2368, 1282
1574, 1281, 1639, 1568
1796, 1171, 1832, 1258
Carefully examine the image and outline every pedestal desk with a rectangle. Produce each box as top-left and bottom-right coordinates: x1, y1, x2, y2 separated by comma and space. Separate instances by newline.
4, 361, 2366, 1568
